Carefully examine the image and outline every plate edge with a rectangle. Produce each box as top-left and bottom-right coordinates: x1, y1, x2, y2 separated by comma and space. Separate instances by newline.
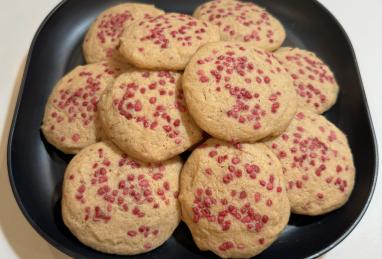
6, 0, 79, 258
307, 0, 379, 258
6, 0, 379, 258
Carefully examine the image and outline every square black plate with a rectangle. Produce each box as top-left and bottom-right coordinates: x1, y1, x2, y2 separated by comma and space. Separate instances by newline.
7, 0, 378, 258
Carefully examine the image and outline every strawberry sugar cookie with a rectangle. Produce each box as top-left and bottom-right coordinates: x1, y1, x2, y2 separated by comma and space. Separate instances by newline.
62, 141, 181, 255
179, 138, 290, 258
99, 70, 203, 162
183, 41, 297, 143
194, 0, 286, 51
41, 62, 129, 154
265, 110, 355, 215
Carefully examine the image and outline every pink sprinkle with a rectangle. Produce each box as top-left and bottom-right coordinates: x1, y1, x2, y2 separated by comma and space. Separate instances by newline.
200, 75, 209, 83
134, 101, 142, 111
231, 157, 240, 164
127, 230, 137, 237
209, 150, 217, 157
71, 133, 80, 142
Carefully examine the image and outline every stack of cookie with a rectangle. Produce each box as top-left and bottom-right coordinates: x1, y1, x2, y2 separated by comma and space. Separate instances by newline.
41, 1, 355, 258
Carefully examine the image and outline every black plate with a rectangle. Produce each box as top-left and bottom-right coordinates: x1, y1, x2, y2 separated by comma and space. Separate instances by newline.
7, 0, 378, 258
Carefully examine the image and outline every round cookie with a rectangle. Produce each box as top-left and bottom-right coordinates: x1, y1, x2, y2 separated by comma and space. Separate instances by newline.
194, 0, 286, 51
62, 141, 181, 255
265, 110, 355, 215
119, 12, 221, 70
99, 70, 203, 162
41, 62, 129, 154
275, 47, 339, 114
183, 41, 297, 143
179, 138, 290, 258
83, 3, 164, 64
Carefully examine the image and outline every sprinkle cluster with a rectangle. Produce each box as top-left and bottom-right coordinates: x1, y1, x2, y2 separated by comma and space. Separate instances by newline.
193, 44, 286, 131
48, 64, 120, 143
136, 13, 211, 50
113, 71, 187, 145
69, 147, 177, 223
96, 10, 134, 45
277, 49, 336, 111
196, 0, 280, 45
87, 7, 158, 59
269, 111, 351, 200
189, 142, 285, 249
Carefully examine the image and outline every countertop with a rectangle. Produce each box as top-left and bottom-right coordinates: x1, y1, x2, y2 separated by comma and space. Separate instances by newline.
0, 0, 381, 258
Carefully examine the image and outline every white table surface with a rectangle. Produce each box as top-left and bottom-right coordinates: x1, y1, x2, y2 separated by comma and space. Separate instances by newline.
0, 0, 381, 258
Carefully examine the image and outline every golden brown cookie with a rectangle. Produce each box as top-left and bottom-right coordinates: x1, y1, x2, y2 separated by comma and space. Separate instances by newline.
99, 70, 203, 162
119, 12, 220, 70
265, 110, 355, 215
275, 47, 339, 114
179, 138, 290, 258
183, 41, 297, 143
41, 62, 129, 154
194, 0, 286, 51
83, 3, 164, 63
62, 141, 181, 255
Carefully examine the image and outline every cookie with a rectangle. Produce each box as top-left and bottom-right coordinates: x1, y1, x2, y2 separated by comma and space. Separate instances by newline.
119, 13, 220, 70
275, 47, 339, 114
99, 70, 203, 162
265, 110, 355, 215
182, 41, 297, 143
41, 62, 129, 154
62, 141, 181, 255
179, 138, 290, 258
194, 0, 285, 51
83, 3, 164, 64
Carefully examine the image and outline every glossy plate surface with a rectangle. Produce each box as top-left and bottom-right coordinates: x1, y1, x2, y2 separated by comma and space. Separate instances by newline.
8, 0, 378, 258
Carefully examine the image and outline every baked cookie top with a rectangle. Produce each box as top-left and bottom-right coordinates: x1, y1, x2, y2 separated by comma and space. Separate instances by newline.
194, 0, 285, 51
119, 12, 220, 70
183, 41, 296, 143
62, 141, 181, 255
99, 70, 203, 162
83, 3, 164, 63
265, 110, 355, 215
275, 47, 339, 114
41, 62, 128, 154
179, 138, 290, 258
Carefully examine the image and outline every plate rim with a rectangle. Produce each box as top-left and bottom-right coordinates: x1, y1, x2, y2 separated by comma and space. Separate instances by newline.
6, 1, 80, 257
6, 0, 379, 258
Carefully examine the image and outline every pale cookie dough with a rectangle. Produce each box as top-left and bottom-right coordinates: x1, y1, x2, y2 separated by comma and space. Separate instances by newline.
265, 110, 355, 215
99, 70, 203, 162
275, 47, 339, 114
179, 138, 290, 258
194, 0, 286, 51
183, 41, 297, 143
83, 3, 164, 64
119, 12, 220, 70
62, 141, 181, 255
41, 62, 129, 154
